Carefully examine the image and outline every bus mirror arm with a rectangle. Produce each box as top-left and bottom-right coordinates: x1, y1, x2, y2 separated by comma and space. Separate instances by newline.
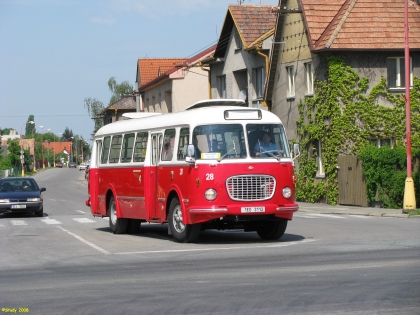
292, 143, 301, 161
185, 144, 197, 164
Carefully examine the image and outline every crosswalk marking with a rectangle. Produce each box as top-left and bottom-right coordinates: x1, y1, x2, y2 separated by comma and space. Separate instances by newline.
41, 217, 62, 225
11, 220, 27, 225
72, 218, 96, 223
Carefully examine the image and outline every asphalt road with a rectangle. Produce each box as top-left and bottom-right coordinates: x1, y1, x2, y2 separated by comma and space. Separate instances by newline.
0, 168, 419, 315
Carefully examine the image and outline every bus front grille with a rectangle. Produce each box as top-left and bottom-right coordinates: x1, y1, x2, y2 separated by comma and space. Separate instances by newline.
226, 175, 276, 201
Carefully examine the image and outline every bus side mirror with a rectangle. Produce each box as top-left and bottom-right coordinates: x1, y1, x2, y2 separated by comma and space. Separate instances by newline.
293, 143, 300, 159
185, 144, 196, 164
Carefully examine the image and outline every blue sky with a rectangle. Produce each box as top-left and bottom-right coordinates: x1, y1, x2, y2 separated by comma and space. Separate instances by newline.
0, 0, 279, 143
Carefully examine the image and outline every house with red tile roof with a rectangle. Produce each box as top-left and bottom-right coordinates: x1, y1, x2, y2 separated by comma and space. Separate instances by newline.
135, 46, 215, 113
266, 0, 420, 205
202, 4, 277, 107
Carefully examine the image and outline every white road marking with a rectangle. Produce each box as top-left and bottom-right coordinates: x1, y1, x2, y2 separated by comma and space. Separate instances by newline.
56, 226, 110, 254
76, 210, 86, 214
349, 215, 371, 219
11, 220, 27, 226
115, 238, 318, 255
72, 218, 95, 223
296, 213, 346, 219
41, 217, 62, 225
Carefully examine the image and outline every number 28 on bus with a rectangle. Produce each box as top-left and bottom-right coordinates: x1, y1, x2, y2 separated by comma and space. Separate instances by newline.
85, 99, 300, 243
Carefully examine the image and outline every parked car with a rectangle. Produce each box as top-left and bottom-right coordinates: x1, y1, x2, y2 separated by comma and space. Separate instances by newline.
69, 162, 77, 168
56, 161, 63, 168
0, 177, 46, 217
79, 163, 87, 171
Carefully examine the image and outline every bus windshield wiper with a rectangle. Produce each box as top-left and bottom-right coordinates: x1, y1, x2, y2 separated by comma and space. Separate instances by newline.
217, 142, 238, 162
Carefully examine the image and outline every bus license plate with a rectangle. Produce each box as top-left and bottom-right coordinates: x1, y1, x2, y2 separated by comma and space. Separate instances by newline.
11, 205, 26, 209
241, 206, 265, 213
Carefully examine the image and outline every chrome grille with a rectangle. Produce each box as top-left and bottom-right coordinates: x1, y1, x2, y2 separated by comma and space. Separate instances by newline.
226, 175, 276, 201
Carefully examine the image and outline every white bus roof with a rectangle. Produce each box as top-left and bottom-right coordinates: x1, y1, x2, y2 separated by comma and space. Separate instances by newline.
186, 99, 246, 110
95, 102, 283, 137
122, 112, 162, 119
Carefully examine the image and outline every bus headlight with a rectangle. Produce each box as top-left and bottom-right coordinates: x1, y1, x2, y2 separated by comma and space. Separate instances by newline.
282, 187, 292, 199
204, 189, 217, 201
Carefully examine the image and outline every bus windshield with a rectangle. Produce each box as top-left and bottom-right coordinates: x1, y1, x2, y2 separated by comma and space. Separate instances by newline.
192, 123, 291, 159
246, 124, 291, 159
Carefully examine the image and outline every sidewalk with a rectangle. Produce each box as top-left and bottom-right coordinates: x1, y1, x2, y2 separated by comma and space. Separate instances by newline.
298, 202, 415, 218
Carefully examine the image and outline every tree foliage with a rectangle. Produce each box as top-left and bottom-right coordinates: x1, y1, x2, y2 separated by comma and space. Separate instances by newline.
84, 97, 104, 136
108, 77, 133, 106
25, 115, 35, 138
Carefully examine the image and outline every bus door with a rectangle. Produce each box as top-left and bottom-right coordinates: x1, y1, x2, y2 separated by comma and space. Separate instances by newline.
149, 132, 162, 220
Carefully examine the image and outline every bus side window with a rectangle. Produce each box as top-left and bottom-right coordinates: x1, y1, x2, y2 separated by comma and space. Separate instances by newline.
109, 135, 122, 163
121, 133, 135, 163
101, 136, 111, 164
133, 132, 148, 162
162, 129, 176, 161
177, 127, 190, 160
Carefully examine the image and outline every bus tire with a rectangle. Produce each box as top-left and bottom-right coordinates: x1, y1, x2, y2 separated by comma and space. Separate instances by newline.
168, 198, 200, 243
108, 195, 128, 234
257, 219, 287, 240
127, 219, 141, 234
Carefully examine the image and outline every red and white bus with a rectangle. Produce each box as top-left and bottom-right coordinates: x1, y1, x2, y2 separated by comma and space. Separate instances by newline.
86, 99, 299, 242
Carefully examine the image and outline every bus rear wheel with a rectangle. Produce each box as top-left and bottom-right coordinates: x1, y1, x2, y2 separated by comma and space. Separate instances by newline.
168, 198, 200, 243
108, 195, 128, 234
256, 219, 288, 240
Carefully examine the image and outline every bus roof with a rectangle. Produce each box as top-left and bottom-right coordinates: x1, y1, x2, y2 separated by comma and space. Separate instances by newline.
186, 99, 246, 110
94, 102, 283, 137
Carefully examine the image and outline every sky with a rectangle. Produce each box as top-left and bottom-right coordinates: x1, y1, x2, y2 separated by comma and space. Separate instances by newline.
0, 0, 279, 144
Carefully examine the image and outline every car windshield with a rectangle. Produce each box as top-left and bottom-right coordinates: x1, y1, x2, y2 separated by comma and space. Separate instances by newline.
0, 179, 38, 192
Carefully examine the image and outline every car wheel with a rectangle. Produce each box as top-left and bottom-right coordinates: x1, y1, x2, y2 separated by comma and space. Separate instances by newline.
36, 207, 44, 217
108, 195, 128, 234
168, 198, 200, 243
256, 219, 288, 240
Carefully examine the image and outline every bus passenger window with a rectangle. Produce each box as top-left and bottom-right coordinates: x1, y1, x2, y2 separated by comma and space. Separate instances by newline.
109, 135, 122, 163
133, 132, 148, 162
121, 133, 135, 163
101, 136, 111, 164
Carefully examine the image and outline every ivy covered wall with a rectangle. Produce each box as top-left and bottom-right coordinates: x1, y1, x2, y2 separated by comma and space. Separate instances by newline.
296, 55, 420, 206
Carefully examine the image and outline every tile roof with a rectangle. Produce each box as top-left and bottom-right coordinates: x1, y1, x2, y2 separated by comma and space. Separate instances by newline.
138, 58, 187, 86
214, 4, 277, 58
229, 5, 277, 47
104, 96, 136, 111
138, 45, 216, 91
302, 0, 420, 51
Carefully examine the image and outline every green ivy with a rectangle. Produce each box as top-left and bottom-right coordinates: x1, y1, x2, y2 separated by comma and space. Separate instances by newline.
296, 55, 420, 206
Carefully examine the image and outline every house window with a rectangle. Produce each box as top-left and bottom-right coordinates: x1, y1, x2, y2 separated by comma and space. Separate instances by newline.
370, 138, 393, 148
314, 140, 324, 178
217, 75, 226, 98
286, 66, 295, 98
305, 62, 314, 95
255, 67, 265, 99
387, 57, 412, 89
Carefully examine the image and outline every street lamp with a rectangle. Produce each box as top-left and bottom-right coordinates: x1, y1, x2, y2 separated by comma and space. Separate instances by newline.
39, 126, 51, 169
20, 120, 34, 176
32, 126, 37, 172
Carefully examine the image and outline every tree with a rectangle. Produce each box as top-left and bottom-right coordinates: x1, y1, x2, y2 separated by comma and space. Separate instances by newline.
25, 115, 35, 138
84, 97, 104, 136
108, 77, 133, 106
0, 128, 14, 137
61, 127, 73, 141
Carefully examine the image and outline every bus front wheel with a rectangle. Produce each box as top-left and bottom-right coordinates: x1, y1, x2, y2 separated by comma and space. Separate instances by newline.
108, 195, 128, 234
168, 198, 200, 243
256, 219, 288, 240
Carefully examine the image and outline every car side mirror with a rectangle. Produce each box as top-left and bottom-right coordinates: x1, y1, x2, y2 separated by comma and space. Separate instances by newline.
40, 187, 46, 192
